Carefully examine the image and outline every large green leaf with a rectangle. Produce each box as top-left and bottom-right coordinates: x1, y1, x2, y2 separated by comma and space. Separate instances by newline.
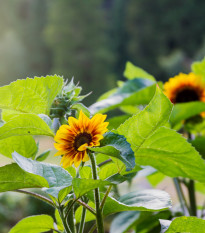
164, 217, 205, 233
118, 87, 172, 151
118, 88, 205, 182
0, 136, 37, 158
89, 79, 155, 114
75, 189, 171, 223
0, 75, 63, 115
170, 102, 205, 127
9, 215, 55, 233
12, 152, 72, 198
0, 114, 54, 140
72, 178, 110, 198
88, 132, 135, 170
191, 136, 205, 159
0, 164, 48, 192
124, 61, 156, 81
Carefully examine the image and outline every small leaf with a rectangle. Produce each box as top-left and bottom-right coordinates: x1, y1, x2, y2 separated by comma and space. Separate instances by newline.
9, 215, 55, 233
192, 57, 205, 78
164, 217, 205, 233
0, 136, 37, 158
0, 75, 64, 115
0, 114, 54, 140
191, 136, 205, 159
124, 61, 156, 81
147, 172, 166, 187
12, 152, 72, 198
79, 166, 92, 179
72, 178, 111, 198
0, 164, 48, 192
36, 150, 51, 162
88, 132, 135, 170
55, 209, 64, 231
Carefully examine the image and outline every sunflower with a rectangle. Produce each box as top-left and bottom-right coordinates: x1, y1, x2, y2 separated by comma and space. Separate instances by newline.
164, 72, 205, 104
54, 110, 109, 168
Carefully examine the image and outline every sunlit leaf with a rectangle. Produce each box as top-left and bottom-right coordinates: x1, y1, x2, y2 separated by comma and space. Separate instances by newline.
9, 215, 55, 233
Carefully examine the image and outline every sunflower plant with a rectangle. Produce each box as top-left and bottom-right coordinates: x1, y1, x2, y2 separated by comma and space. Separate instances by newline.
1, 63, 205, 233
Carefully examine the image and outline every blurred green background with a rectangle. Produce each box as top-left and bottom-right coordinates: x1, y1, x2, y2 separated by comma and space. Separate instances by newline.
1, 0, 205, 232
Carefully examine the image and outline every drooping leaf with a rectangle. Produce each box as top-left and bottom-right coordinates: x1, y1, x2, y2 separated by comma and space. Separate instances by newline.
0, 136, 37, 158
9, 215, 55, 233
0, 164, 48, 192
170, 102, 205, 127
0, 75, 64, 115
118, 88, 205, 183
12, 152, 72, 198
164, 217, 205, 233
88, 132, 135, 170
124, 61, 156, 81
89, 79, 155, 114
0, 114, 54, 140
72, 178, 111, 198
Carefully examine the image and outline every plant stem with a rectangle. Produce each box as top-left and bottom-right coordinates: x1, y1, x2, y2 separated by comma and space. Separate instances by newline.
173, 178, 188, 215
58, 206, 72, 233
14, 189, 54, 207
77, 199, 96, 215
67, 204, 76, 233
88, 223, 97, 233
78, 207, 86, 233
188, 179, 197, 216
100, 185, 112, 210
89, 151, 105, 233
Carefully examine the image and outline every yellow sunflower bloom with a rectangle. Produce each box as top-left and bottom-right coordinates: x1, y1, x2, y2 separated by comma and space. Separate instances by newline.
54, 110, 109, 168
164, 72, 205, 104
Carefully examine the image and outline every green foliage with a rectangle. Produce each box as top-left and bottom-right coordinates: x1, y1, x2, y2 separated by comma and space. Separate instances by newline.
89, 78, 155, 114
0, 75, 63, 115
9, 215, 55, 233
0, 136, 37, 158
124, 61, 156, 81
192, 57, 205, 78
88, 132, 135, 170
118, 87, 205, 182
164, 217, 205, 233
0, 164, 48, 192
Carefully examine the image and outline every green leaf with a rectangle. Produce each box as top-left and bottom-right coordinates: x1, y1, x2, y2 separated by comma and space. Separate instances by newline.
0, 164, 48, 192
134, 127, 205, 182
79, 166, 92, 179
110, 211, 140, 233
191, 136, 205, 159
192, 57, 205, 78
0, 136, 37, 158
170, 102, 205, 127
9, 215, 55, 233
124, 61, 156, 81
36, 149, 51, 162
71, 103, 91, 118
0, 75, 63, 115
147, 172, 166, 187
88, 132, 135, 170
95, 190, 171, 215
65, 166, 77, 178
89, 79, 155, 114
55, 209, 64, 231
12, 152, 72, 198
118, 88, 205, 182
0, 113, 54, 140
99, 163, 118, 180
164, 217, 205, 233
107, 115, 131, 130
72, 178, 110, 198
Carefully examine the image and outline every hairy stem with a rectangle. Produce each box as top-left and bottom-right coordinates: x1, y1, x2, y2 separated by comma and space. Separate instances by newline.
188, 179, 197, 216
58, 206, 72, 233
100, 185, 112, 210
78, 207, 86, 233
77, 199, 96, 215
89, 151, 105, 233
14, 189, 54, 207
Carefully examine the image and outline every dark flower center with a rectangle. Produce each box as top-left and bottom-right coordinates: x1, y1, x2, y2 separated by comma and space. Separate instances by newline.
74, 132, 92, 150
175, 88, 199, 103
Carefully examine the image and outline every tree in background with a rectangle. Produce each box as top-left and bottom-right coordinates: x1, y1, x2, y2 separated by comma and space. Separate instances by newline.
124, 0, 205, 80
0, 0, 50, 86
45, 0, 115, 103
